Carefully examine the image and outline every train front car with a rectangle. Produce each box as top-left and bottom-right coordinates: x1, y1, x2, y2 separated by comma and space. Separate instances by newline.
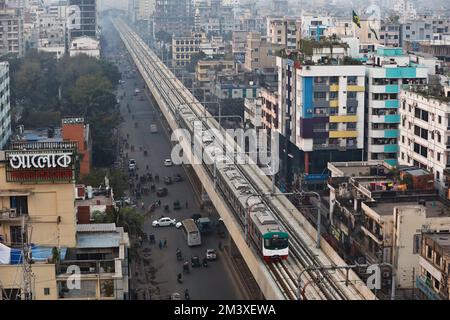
262, 231, 289, 262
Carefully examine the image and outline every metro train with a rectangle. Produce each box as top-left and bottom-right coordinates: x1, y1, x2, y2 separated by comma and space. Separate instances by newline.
118, 22, 289, 262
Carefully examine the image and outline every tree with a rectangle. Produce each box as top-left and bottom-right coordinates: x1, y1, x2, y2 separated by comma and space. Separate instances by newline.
93, 207, 144, 236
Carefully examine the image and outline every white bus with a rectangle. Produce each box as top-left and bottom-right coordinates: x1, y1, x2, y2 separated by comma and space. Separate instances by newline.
181, 219, 201, 247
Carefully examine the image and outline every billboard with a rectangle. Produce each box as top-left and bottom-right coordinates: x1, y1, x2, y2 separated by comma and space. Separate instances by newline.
6, 150, 76, 183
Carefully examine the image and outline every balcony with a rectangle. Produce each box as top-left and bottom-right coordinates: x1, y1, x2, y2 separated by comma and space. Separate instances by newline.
0, 209, 28, 222
57, 260, 116, 275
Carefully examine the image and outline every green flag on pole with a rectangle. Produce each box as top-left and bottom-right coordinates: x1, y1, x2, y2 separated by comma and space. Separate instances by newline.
352, 10, 361, 28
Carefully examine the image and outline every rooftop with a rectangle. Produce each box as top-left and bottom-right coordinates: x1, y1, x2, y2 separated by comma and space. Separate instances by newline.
402, 84, 450, 103
365, 198, 450, 218
425, 233, 450, 253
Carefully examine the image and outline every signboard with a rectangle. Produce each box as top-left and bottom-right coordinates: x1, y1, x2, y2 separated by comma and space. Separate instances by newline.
6, 150, 76, 183
62, 117, 84, 125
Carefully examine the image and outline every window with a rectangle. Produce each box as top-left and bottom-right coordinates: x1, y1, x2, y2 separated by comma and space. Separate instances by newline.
10, 196, 28, 215
348, 76, 357, 85
10, 226, 23, 246
313, 92, 326, 100
348, 92, 357, 99
44, 288, 50, 296
437, 153, 441, 162
438, 115, 442, 124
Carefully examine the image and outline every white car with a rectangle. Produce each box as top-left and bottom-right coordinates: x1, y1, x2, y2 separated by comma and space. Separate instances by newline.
152, 217, 176, 227
206, 249, 217, 260
164, 159, 173, 167
175, 221, 182, 229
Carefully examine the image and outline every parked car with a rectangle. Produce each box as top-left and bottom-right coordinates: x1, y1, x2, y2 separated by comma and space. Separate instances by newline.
191, 256, 202, 268
152, 217, 176, 227
206, 249, 217, 261
156, 187, 168, 197
175, 221, 182, 229
164, 159, 173, 167
164, 176, 173, 185
174, 173, 183, 182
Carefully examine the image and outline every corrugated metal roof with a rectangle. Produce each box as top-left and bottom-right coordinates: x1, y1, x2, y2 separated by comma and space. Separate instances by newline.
76, 223, 117, 233
76, 233, 121, 249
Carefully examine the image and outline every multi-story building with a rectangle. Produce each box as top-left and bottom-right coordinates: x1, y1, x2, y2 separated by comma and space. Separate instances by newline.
380, 21, 401, 48
0, 142, 130, 300
404, 39, 450, 63
417, 232, 450, 300
244, 32, 283, 72
365, 47, 428, 166
400, 20, 433, 48
171, 31, 205, 68
0, 61, 11, 149
196, 59, 234, 93
398, 85, 450, 196
68, 0, 98, 40
393, 0, 417, 23
300, 15, 333, 40
266, 16, 301, 49
69, 35, 100, 58
61, 117, 91, 178
276, 46, 366, 175
154, 0, 194, 36
136, 0, 155, 21
328, 160, 450, 291
0, 6, 25, 57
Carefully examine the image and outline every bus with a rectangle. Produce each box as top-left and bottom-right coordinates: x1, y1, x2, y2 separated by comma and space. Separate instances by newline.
181, 219, 201, 247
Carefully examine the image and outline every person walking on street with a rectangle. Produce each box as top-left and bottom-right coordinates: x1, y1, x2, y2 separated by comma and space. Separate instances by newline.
164, 239, 167, 248
185, 201, 188, 209
141, 201, 145, 210
159, 240, 163, 250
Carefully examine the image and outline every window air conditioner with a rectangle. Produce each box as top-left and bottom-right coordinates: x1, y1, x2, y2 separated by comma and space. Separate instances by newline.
9, 208, 17, 218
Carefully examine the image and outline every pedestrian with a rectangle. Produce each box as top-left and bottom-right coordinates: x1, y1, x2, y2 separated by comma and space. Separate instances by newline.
219, 241, 223, 251
141, 201, 144, 210
185, 201, 188, 209
164, 239, 167, 248
159, 240, 163, 250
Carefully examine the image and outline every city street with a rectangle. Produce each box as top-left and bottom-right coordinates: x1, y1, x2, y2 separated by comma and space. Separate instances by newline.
104, 23, 246, 300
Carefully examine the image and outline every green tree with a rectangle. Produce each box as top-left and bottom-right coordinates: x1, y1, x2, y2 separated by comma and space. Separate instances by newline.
93, 207, 144, 236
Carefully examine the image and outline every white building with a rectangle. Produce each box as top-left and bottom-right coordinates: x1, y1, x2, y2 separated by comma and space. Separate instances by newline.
365, 47, 428, 166
0, 7, 25, 57
398, 87, 450, 196
0, 62, 11, 149
69, 36, 100, 58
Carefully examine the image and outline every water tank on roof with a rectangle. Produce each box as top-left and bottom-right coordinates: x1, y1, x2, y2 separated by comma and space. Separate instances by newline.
87, 186, 93, 199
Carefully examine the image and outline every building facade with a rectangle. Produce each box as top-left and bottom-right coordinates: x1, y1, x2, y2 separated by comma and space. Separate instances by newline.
68, 0, 98, 40
0, 6, 25, 57
0, 61, 11, 149
398, 87, 450, 196
266, 16, 301, 49
365, 47, 428, 166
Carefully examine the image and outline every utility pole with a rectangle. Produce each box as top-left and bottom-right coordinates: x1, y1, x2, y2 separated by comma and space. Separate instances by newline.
21, 216, 33, 300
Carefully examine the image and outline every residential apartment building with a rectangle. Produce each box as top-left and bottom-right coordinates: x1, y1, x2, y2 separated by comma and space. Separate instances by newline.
300, 15, 333, 40
244, 32, 282, 72
0, 142, 130, 300
400, 20, 433, 48
398, 86, 450, 196
380, 21, 401, 48
417, 233, 450, 300
365, 47, 428, 166
276, 47, 366, 175
0, 61, 11, 149
328, 161, 450, 291
0, 6, 25, 57
266, 16, 301, 49
136, 0, 155, 21
196, 59, 234, 93
171, 32, 205, 68
154, 0, 194, 36
69, 35, 100, 58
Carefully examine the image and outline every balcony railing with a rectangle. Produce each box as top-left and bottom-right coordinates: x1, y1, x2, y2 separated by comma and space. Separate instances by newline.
57, 260, 116, 275
0, 209, 28, 221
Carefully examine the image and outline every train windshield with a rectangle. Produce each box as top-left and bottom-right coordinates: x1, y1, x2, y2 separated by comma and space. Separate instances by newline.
264, 237, 288, 250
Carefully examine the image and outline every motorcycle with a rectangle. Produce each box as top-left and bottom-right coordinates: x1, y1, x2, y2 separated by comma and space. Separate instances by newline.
176, 249, 182, 261
202, 259, 208, 268
184, 289, 190, 300
177, 273, 183, 284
